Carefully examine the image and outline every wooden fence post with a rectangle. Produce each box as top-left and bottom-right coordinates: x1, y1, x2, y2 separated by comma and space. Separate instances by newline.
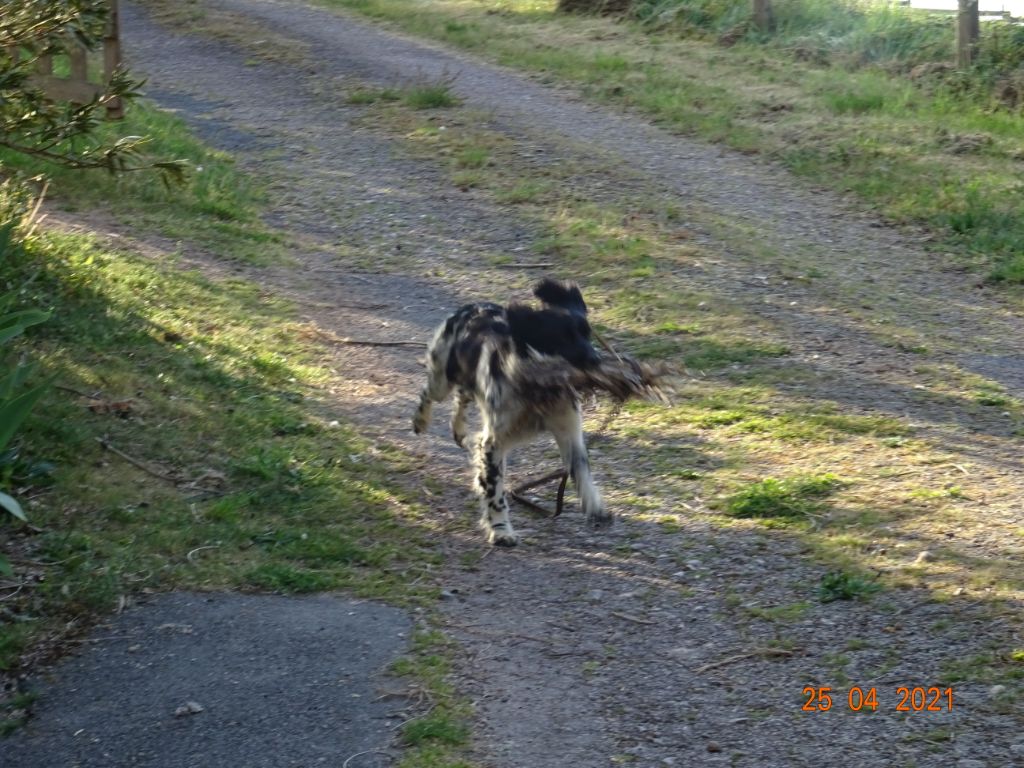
104, 0, 123, 119
957, 0, 979, 67
753, 0, 774, 31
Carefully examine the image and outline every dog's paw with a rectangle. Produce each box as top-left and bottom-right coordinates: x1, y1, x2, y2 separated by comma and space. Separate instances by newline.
412, 414, 428, 434
586, 508, 614, 529
452, 429, 466, 449
486, 523, 519, 547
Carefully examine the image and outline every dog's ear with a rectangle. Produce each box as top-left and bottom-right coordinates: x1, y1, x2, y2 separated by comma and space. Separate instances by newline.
533, 278, 587, 315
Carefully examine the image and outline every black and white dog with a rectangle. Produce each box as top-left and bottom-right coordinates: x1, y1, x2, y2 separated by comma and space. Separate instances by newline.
413, 279, 610, 546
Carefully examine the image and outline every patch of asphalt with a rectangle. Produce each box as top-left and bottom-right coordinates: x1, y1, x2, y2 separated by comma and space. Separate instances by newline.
6, 592, 410, 768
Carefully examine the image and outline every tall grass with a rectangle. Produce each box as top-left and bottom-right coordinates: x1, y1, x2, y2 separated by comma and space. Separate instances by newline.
634, 0, 1008, 78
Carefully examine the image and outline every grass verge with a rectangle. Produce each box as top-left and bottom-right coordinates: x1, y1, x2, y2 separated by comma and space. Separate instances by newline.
0, 110, 473, 765
0, 100, 285, 265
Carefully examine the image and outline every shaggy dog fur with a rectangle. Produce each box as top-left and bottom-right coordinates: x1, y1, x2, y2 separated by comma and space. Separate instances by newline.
413, 279, 610, 546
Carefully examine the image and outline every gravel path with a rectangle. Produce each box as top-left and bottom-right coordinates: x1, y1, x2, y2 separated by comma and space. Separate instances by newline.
49, 1, 1024, 765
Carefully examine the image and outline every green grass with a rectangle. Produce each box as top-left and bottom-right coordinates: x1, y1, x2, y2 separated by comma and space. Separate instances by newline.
2, 230, 438, 617
348, 86, 403, 104
0, 93, 477, 761
390, 630, 475, 767
404, 81, 461, 109
818, 570, 882, 602
0, 101, 283, 264
725, 474, 844, 520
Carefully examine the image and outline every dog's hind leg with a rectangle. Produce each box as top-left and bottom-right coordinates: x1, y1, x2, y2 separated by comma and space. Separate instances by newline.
550, 407, 611, 528
474, 433, 518, 546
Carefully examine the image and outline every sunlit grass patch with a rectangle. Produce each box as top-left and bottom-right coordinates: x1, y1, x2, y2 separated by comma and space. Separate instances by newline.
0, 101, 282, 264
0, 227, 439, 675
724, 473, 845, 521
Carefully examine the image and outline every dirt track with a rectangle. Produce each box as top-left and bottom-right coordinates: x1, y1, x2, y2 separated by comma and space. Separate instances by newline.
41, 0, 1024, 764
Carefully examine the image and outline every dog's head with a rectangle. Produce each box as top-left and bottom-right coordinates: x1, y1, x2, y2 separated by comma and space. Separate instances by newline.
533, 278, 588, 316
506, 279, 601, 370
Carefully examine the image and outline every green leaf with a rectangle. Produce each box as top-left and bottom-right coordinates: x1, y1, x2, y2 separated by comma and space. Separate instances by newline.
0, 309, 50, 345
0, 377, 52, 453
0, 362, 37, 401
0, 491, 26, 522
0, 554, 12, 577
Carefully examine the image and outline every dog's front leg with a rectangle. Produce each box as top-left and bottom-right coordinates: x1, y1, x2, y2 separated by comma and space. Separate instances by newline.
551, 407, 611, 528
474, 434, 518, 546
451, 389, 473, 448
412, 361, 452, 435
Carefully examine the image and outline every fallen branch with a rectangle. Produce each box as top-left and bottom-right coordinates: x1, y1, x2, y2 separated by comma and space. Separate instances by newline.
315, 328, 426, 348
95, 438, 178, 484
56, 383, 101, 399
695, 647, 797, 674
511, 470, 569, 516
510, 490, 556, 517
513, 468, 566, 493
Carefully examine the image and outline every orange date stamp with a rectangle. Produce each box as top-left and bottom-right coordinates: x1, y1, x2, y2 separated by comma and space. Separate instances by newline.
802, 686, 954, 713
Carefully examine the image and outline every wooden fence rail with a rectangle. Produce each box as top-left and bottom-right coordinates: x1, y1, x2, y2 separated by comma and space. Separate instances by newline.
24, 0, 123, 119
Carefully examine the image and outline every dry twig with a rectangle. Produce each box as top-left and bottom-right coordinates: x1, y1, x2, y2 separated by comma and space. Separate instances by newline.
695, 647, 797, 674
95, 438, 178, 484
342, 749, 391, 768
310, 327, 425, 348
611, 611, 656, 625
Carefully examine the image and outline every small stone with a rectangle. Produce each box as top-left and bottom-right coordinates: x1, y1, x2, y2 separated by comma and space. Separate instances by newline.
706, 741, 721, 753
586, 590, 604, 602
1010, 743, 1024, 756
989, 684, 1008, 700
174, 701, 204, 717
914, 550, 935, 564
439, 590, 457, 601
953, 587, 966, 596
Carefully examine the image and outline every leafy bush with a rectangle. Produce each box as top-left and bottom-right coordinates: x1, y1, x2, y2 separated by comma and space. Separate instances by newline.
0, 217, 51, 574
